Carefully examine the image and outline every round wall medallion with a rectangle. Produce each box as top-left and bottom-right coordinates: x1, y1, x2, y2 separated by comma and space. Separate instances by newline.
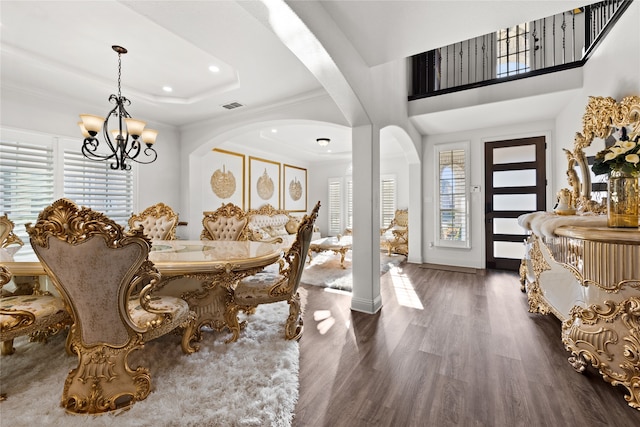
210, 165, 236, 199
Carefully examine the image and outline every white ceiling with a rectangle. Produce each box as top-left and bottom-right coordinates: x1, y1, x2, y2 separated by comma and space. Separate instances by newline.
0, 1, 588, 162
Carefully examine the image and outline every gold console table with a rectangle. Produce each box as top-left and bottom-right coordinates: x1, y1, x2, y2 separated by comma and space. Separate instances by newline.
521, 223, 640, 410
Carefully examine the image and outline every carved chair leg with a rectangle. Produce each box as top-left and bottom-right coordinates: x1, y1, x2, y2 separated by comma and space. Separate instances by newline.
1, 339, 15, 355
285, 293, 303, 341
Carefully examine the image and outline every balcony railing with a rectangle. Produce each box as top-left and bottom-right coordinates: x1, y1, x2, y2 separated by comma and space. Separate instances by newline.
409, 0, 632, 100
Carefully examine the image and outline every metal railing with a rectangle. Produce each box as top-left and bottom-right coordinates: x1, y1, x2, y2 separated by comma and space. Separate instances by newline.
409, 0, 632, 100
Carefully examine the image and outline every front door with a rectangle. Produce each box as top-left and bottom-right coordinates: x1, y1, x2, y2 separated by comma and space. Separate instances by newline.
484, 137, 546, 271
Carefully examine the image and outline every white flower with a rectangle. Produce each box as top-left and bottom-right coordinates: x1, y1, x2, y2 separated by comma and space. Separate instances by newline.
626, 153, 640, 165
604, 151, 618, 161
609, 146, 624, 156
620, 140, 637, 153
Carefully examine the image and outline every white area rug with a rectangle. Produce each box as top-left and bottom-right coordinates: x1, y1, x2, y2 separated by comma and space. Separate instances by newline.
0, 297, 302, 427
300, 250, 406, 291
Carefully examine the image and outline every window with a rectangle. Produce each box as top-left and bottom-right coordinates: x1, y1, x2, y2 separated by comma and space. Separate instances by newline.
380, 176, 396, 228
1, 128, 135, 257
63, 150, 133, 225
328, 174, 396, 235
435, 142, 470, 248
0, 135, 55, 254
496, 23, 531, 78
328, 178, 343, 235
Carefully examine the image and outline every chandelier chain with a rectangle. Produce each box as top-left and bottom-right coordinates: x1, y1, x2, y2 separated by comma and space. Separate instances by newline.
117, 52, 122, 99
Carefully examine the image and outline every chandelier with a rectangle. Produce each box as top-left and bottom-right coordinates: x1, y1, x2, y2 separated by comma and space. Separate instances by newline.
78, 45, 158, 170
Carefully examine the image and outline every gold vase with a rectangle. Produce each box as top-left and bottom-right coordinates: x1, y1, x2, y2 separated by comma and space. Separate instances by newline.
607, 169, 639, 228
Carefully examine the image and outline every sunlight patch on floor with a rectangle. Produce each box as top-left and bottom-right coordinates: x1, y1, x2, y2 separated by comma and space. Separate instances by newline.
390, 267, 424, 309
313, 310, 336, 334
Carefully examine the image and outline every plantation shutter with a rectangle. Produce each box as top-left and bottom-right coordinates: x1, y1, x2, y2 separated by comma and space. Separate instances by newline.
0, 139, 55, 257
438, 148, 467, 243
346, 179, 353, 230
380, 176, 396, 228
328, 178, 343, 235
63, 150, 133, 226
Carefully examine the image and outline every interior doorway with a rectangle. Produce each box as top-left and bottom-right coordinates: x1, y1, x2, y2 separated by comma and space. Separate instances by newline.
484, 136, 546, 271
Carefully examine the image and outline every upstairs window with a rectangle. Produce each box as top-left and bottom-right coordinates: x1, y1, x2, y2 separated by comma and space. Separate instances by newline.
496, 23, 531, 78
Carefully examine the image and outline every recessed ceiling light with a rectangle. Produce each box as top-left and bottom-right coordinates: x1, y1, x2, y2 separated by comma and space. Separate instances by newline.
271, 129, 277, 133
209, 65, 220, 73
162, 86, 173, 93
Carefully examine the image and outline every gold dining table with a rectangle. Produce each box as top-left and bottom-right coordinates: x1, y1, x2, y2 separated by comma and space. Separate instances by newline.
2, 239, 284, 344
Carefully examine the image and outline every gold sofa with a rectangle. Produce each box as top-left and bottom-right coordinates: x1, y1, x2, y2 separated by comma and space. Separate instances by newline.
246, 204, 320, 247
27, 198, 197, 414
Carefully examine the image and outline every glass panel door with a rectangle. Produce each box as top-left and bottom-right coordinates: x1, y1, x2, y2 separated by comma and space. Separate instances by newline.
485, 136, 546, 271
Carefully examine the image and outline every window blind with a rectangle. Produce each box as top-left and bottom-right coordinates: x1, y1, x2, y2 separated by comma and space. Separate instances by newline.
0, 140, 55, 255
346, 180, 353, 230
63, 150, 133, 226
438, 148, 467, 244
380, 176, 396, 227
328, 178, 342, 235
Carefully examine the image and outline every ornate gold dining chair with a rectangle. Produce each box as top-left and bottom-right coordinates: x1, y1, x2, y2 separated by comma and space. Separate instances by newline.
128, 202, 179, 240
380, 208, 408, 256
200, 202, 249, 241
229, 201, 320, 341
26, 198, 197, 414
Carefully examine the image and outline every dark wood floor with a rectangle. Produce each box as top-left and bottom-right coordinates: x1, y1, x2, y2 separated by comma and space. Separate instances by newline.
293, 263, 640, 427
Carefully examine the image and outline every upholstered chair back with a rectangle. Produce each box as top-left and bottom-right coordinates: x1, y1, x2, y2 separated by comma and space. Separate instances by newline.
393, 209, 409, 228
34, 235, 146, 346
128, 202, 179, 240
201, 203, 248, 241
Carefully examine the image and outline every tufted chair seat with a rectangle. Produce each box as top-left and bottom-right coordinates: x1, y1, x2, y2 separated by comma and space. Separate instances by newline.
201, 203, 249, 241
129, 202, 179, 240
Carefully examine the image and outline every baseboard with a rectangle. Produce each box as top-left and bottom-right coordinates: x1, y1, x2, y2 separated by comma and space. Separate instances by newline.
419, 263, 483, 275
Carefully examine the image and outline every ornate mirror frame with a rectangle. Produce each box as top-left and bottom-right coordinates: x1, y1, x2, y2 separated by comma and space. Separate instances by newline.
563, 95, 640, 214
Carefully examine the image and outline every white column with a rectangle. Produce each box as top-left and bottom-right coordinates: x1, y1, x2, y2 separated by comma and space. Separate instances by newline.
351, 124, 382, 314
407, 162, 423, 264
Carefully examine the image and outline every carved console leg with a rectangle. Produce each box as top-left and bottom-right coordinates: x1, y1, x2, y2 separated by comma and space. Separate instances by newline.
562, 297, 640, 410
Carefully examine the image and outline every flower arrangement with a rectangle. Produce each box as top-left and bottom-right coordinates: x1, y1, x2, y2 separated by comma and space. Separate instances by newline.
591, 127, 640, 176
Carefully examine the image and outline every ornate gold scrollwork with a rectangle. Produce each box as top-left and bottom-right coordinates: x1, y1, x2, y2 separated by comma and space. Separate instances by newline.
62, 330, 151, 414
562, 297, 640, 410
567, 95, 640, 213
524, 236, 553, 316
